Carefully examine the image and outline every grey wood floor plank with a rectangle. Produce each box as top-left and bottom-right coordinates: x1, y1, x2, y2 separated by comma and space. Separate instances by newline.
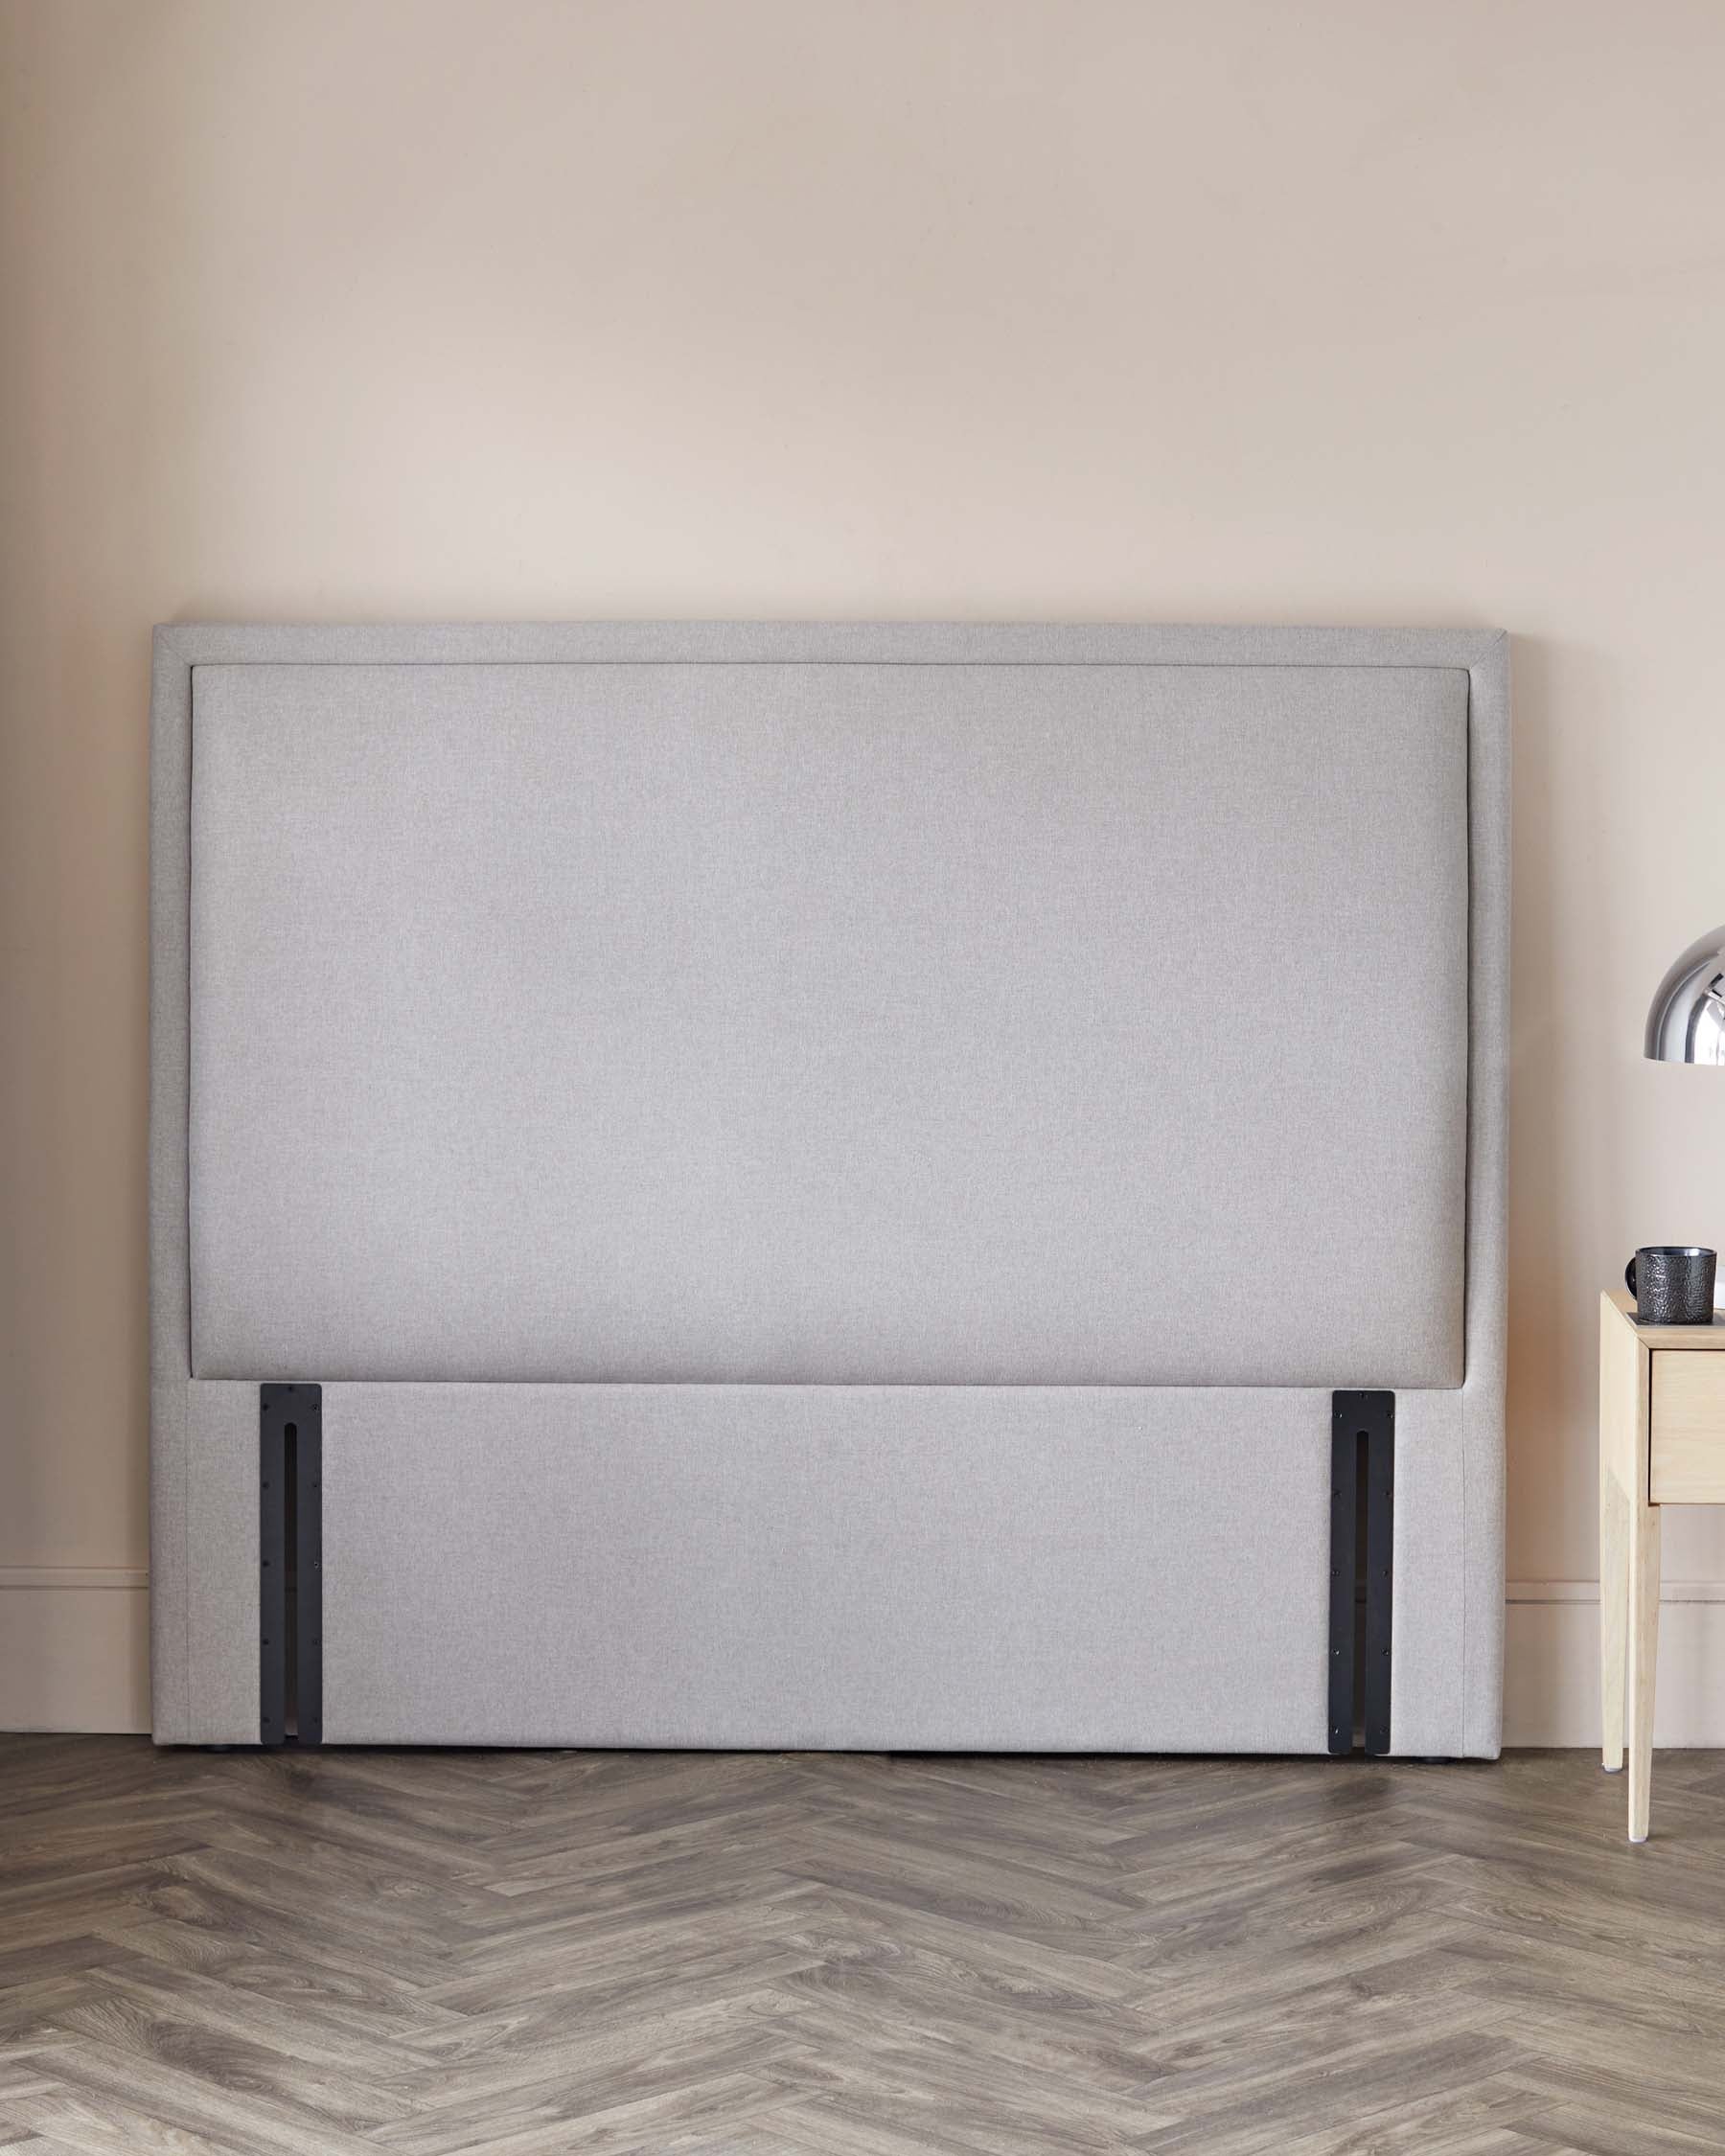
1514, 2106, 1725, 2156
3, 2083, 267, 2156
1270, 2078, 1578, 2156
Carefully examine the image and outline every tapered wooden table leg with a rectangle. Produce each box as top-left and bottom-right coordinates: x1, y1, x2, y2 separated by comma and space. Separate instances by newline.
1599, 1472, 1627, 1774
1628, 1503, 1661, 1842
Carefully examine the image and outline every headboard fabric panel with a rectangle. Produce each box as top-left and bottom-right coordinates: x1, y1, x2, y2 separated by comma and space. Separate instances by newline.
187, 654, 1468, 1388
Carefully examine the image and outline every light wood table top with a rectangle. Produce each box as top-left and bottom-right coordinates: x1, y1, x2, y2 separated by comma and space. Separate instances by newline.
1604, 1284, 1725, 1348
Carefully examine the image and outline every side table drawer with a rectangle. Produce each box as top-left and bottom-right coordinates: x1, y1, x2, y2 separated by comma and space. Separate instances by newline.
1650, 1352, 1725, 1502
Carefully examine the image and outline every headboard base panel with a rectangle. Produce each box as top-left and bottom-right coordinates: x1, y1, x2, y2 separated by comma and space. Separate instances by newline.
153, 1376, 1489, 1757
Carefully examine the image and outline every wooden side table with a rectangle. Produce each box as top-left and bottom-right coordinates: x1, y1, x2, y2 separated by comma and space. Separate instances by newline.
1599, 1288, 1725, 1840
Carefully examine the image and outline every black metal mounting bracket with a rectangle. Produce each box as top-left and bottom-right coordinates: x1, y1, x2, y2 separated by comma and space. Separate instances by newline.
260, 1384, 323, 1750
1328, 1389, 1394, 1757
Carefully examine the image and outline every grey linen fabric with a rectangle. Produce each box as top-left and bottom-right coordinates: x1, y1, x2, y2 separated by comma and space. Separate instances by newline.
186, 656, 1468, 1388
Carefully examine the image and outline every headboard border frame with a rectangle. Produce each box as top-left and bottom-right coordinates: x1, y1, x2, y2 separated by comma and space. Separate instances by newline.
148, 622, 1509, 1753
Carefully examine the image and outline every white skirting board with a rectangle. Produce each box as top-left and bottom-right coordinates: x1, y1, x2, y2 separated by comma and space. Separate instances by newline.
1505, 1582, 1725, 1748
0, 1571, 150, 1732
3, 1573, 1723, 1745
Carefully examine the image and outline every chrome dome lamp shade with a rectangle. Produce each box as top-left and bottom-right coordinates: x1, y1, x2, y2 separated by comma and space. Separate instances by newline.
1645, 927, 1725, 1064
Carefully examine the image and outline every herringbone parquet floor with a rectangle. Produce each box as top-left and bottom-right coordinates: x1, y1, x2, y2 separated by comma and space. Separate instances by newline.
0, 1741, 1722, 2153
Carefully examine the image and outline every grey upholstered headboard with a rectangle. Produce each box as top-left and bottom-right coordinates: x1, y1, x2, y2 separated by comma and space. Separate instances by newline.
150, 624, 1509, 1756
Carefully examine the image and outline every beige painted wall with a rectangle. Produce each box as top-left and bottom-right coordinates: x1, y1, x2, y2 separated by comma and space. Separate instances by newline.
5, 0, 1725, 1736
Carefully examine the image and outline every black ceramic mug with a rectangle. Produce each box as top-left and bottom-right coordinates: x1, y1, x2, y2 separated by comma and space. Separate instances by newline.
1625, 1246, 1717, 1326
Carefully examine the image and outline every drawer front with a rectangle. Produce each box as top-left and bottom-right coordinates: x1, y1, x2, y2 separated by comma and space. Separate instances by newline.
1650, 1353, 1725, 1502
